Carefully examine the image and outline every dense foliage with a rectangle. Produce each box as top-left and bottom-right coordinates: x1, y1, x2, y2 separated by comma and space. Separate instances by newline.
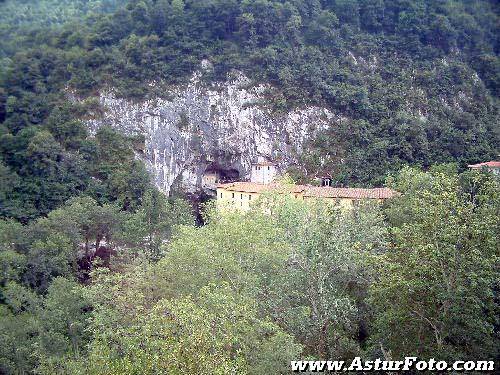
0, 189, 195, 372
0, 0, 126, 57
0, 1, 499, 373
1, 168, 497, 373
0, 0, 498, 196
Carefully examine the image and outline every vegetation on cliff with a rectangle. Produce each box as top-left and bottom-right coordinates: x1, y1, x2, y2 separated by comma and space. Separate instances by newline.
1, 0, 499, 198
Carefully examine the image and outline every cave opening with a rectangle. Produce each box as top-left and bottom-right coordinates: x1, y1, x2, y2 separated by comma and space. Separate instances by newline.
202, 165, 241, 185
174, 165, 243, 226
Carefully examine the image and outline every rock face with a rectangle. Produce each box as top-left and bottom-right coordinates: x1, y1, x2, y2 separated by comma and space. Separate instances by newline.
86, 70, 334, 195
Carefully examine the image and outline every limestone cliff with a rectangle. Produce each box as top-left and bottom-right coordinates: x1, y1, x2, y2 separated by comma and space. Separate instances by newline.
85, 68, 334, 195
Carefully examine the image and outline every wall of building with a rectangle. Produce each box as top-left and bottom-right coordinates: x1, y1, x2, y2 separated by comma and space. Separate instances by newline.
202, 173, 218, 187
217, 187, 311, 212
217, 188, 387, 212
216, 188, 260, 211
250, 165, 277, 184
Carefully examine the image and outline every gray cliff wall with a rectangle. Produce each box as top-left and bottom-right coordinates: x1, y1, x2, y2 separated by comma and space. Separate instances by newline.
86, 71, 334, 195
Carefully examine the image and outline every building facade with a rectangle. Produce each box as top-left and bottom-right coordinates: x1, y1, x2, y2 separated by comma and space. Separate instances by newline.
250, 162, 278, 184
217, 161, 397, 211
216, 182, 397, 212
202, 172, 219, 189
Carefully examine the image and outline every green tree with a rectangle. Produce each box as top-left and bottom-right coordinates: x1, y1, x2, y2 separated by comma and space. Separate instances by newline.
370, 167, 499, 360
0, 282, 40, 374
24, 234, 74, 293
257, 192, 387, 358
36, 277, 91, 366
69, 283, 300, 374
120, 189, 194, 259
0, 219, 26, 284
0, 306, 38, 374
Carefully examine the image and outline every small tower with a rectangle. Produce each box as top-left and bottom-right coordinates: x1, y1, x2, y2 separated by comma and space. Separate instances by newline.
250, 161, 277, 184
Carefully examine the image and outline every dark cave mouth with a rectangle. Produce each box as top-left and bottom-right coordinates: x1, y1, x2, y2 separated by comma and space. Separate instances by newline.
202, 165, 241, 184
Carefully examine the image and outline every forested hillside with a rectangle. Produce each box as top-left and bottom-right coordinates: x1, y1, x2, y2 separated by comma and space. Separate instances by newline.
1, 1, 499, 206
1, 167, 498, 373
0, 0, 126, 57
0, 1, 499, 374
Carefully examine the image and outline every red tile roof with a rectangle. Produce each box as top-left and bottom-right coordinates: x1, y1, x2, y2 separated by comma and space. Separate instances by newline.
217, 182, 397, 199
304, 186, 396, 199
217, 182, 304, 194
468, 161, 500, 169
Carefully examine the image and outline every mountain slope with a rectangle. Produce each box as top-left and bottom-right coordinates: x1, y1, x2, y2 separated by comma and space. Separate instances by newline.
0, 0, 499, 218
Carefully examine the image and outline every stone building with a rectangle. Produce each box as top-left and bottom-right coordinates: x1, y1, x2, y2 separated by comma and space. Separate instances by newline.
217, 162, 397, 211
250, 161, 278, 184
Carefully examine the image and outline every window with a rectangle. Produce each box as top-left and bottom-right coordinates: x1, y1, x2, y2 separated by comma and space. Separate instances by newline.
241, 194, 243, 199
220, 192, 223, 198
240, 201, 243, 207
249, 195, 252, 200
232, 193, 234, 198
268, 166, 270, 170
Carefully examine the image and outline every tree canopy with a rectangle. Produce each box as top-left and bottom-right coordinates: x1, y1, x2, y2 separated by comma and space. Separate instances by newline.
0, 0, 498, 194
0, 1, 498, 373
